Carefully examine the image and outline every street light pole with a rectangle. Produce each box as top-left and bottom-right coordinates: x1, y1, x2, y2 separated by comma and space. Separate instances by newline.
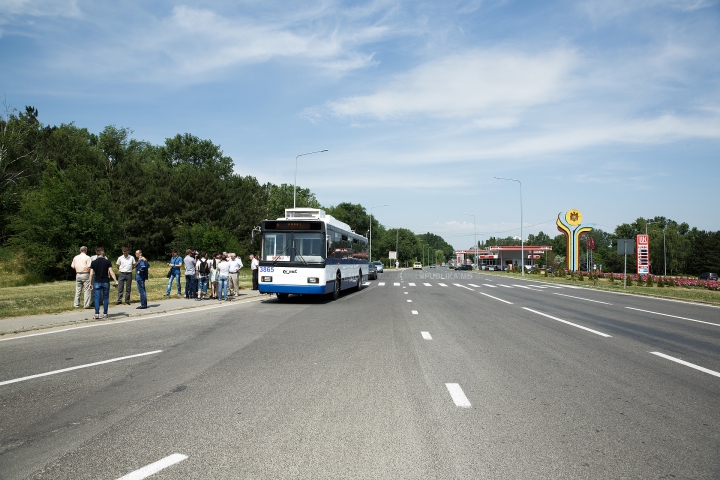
369, 204, 387, 262
495, 177, 523, 276
294, 149, 328, 209
462, 214, 476, 270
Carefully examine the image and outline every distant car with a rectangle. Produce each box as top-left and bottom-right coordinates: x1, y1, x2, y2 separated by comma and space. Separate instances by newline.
429, 264, 436, 268
699, 272, 718, 281
368, 262, 377, 280
455, 264, 472, 271
413, 262, 423, 270
372, 261, 384, 273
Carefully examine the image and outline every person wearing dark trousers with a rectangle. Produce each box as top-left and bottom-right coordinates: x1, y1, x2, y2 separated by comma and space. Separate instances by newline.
250, 254, 259, 290
135, 249, 149, 309
116, 247, 135, 305
183, 249, 197, 298
89, 247, 119, 319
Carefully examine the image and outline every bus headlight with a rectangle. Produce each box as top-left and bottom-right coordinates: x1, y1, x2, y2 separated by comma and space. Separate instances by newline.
261, 276, 272, 282
307, 277, 319, 284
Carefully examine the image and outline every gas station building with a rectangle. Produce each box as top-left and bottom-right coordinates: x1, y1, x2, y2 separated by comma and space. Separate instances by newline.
454, 245, 552, 270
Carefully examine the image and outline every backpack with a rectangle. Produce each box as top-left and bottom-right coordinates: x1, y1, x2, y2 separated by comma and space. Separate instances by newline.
198, 259, 210, 275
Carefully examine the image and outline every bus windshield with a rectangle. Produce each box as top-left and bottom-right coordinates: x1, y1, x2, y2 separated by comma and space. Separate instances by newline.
263, 232, 325, 263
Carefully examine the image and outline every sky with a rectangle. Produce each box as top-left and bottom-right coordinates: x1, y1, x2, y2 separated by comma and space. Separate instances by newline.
1, 0, 719, 249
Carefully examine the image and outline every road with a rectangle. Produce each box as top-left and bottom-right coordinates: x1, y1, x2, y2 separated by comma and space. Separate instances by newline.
1, 268, 719, 479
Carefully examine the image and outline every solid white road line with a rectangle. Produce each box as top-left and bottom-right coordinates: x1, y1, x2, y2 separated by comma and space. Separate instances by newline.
482, 284, 497, 288
650, 352, 720, 378
468, 284, 481, 287
378, 282, 386, 286
438, 283, 448, 287
478, 292, 513, 304
117, 453, 188, 480
445, 383, 471, 408
523, 308, 612, 337
409, 283, 416, 286
626, 307, 720, 328
553, 293, 613, 305
497, 284, 513, 288
423, 283, 432, 286
412, 310, 418, 315
394, 282, 401, 286
453, 283, 474, 290
0, 350, 163, 387
421, 331, 432, 340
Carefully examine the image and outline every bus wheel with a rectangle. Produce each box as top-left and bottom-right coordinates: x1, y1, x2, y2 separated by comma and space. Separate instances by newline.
277, 293, 288, 302
356, 270, 362, 291
332, 274, 341, 300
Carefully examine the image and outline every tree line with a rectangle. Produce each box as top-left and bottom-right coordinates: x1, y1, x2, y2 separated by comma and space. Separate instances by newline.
0, 106, 453, 280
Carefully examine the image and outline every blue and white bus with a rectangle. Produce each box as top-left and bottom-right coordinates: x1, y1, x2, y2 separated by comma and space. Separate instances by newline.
259, 208, 369, 301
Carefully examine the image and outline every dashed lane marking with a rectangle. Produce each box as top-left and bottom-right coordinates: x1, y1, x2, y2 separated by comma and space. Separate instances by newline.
394, 282, 401, 286
445, 383, 472, 408
626, 307, 720, 328
409, 283, 416, 286
421, 331, 432, 340
407, 300, 413, 302
553, 293, 613, 305
438, 283, 448, 287
468, 284, 481, 287
523, 307, 612, 337
116, 453, 188, 480
411, 310, 419, 315
453, 283, 474, 291
423, 283, 432, 287
378, 282, 386, 286
482, 284, 497, 288
478, 292, 513, 304
650, 352, 720, 378
497, 284, 513, 288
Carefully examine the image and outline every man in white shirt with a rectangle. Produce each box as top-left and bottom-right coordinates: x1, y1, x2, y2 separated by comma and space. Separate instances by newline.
70, 246, 92, 308
227, 253, 243, 297
250, 254, 259, 290
116, 247, 136, 305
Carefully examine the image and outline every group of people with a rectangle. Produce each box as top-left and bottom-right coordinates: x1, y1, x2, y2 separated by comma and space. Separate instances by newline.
70, 246, 149, 319
71, 246, 260, 319
166, 249, 256, 301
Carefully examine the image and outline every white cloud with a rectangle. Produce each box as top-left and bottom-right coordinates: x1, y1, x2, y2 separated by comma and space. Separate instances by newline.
324, 48, 577, 120
581, 0, 718, 20
0, 0, 80, 18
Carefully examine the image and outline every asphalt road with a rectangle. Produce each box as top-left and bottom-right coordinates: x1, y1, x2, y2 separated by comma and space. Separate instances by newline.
1, 268, 719, 479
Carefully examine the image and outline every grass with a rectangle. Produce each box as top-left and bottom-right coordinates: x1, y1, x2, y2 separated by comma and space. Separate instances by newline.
481, 270, 720, 306
0, 260, 253, 319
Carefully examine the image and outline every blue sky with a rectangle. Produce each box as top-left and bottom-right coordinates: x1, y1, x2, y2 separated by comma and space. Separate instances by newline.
1, 0, 719, 248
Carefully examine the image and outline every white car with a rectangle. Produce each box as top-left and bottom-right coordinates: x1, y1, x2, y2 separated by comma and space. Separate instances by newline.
372, 261, 384, 273
413, 262, 423, 270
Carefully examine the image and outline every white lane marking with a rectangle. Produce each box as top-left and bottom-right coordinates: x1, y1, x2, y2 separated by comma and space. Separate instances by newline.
468, 284, 481, 287
453, 283, 474, 291
438, 283, 448, 287
478, 292, 513, 304
117, 453, 188, 480
626, 307, 720, 328
421, 331, 432, 340
553, 293, 613, 305
0, 298, 264, 343
650, 352, 720, 378
513, 284, 543, 291
497, 284, 513, 288
0, 350, 162, 387
445, 383, 471, 408
404, 292, 408, 295
423, 283, 432, 286
411, 310, 418, 315
409, 283, 416, 286
523, 308, 612, 337
407, 299, 413, 302
394, 282, 401, 286
378, 282, 386, 286
363, 282, 370, 286
482, 284, 497, 288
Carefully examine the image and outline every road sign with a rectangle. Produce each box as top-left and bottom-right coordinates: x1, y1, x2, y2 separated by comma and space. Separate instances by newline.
617, 239, 635, 255
388, 251, 397, 260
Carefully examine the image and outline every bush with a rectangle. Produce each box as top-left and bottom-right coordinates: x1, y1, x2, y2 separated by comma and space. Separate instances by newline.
657, 276, 664, 288
578, 271, 584, 281
625, 275, 633, 286
608, 272, 615, 283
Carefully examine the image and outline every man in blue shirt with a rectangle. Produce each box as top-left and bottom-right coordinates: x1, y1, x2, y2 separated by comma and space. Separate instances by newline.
135, 249, 149, 309
164, 249, 183, 296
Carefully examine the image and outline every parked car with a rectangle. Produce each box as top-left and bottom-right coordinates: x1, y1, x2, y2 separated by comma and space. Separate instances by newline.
455, 264, 472, 271
413, 262, 423, 270
368, 262, 377, 280
699, 272, 718, 281
372, 261, 384, 273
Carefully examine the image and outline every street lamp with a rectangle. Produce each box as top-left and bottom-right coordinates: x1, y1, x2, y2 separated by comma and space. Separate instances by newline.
462, 213, 477, 270
294, 149, 328, 209
369, 204, 387, 262
495, 177, 523, 276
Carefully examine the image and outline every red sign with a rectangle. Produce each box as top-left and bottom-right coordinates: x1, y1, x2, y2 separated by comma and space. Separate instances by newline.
636, 234, 650, 275
587, 237, 595, 250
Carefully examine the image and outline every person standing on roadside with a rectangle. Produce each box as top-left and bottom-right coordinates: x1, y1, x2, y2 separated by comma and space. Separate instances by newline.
184, 249, 197, 299
134, 249, 149, 309
165, 249, 182, 296
89, 247, 119, 319
217, 254, 230, 300
196, 252, 211, 300
116, 247, 135, 305
210, 253, 220, 299
228, 253, 243, 297
71, 246, 92, 308
250, 254, 259, 290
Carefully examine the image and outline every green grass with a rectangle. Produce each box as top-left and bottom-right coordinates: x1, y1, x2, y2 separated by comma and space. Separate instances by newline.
0, 261, 253, 319
482, 270, 720, 306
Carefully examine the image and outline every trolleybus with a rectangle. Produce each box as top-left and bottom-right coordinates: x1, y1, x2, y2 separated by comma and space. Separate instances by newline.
259, 208, 369, 300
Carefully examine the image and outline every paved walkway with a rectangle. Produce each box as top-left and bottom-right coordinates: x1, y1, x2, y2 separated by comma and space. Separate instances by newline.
0, 290, 264, 336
